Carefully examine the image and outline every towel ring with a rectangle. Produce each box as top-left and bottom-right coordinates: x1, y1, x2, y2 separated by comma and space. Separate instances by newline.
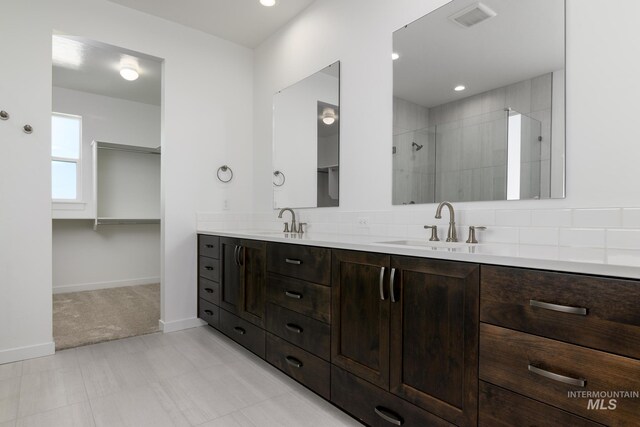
217, 165, 233, 183
273, 170, 286, 187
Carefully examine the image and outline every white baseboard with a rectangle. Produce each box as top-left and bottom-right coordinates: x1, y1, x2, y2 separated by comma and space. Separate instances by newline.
159, 317, 206, 333
0, 341, 55, 365
53, 277, 160, 294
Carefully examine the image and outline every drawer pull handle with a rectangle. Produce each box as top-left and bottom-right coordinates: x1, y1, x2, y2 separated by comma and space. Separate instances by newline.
528, 364, 586, 388
374, 406, 404, 425
234, 327, 246, 335
204, 310, 213, 315
285, 291, 302, 299
205, 244, 215, 248
530, 300, 587, 316
204, 288, 214, 293
379, 266, 386, 301
285, 356, 303, 368
285, 258, 302, 265
204, 266, 214, 271
285, 323, 303, 334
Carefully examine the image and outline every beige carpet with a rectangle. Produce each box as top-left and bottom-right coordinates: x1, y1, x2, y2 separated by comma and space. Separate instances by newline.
53, 283, 160, 350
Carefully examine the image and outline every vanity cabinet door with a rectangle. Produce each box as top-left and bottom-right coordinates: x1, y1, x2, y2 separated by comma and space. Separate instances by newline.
331, 250, 391, 389
220, 237, 241, 313
389, 256, 479, 427
238, 239, 266, 327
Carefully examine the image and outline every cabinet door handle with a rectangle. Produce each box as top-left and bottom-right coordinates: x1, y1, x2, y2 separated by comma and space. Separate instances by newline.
528, 364, 586, 387
205, 244, 215, 248
204, 310, 213, 315
204, 288, 214, 293
234, 326, 246, 335
285, 323, 303, 334
234, 245, 240, 266
389, 268, 397, 303
204, 266, 214, 271
285, 258, 302, 265
374, 406, 404, 425
285, 356, 303, 368
238, 245, 244, 266
530, 300, 587, 316
379, 266, 386, 301
285, 291, 302, 299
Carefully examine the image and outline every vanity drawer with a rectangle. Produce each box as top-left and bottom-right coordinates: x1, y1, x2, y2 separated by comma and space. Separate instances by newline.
266, 333, 330, 400
198, 277, 220, 306
267, 273, 331, 323
479, 323, 640, 426
198, 299, 220, 328
267, 243, 330, 285
198, 235, 220, 259
479, 381, 603, 427
265, 303, 330, 360
481, 265, 640, 359
331, 365, 453, 427
219, 309, 265, 358
198, 256, 220, 282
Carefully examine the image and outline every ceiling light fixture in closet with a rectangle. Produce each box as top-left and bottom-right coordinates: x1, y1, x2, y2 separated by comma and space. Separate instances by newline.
260, 0, 276, 6
321, 108, 336, 125
120, 67, 139, 81
392, 52, 400, 60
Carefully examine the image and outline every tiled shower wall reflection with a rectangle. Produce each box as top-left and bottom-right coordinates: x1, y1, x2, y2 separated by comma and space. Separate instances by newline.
392, 71, 559, 204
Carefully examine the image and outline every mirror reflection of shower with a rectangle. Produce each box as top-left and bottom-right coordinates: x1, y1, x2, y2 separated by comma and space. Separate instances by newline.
411, 141, 424, 151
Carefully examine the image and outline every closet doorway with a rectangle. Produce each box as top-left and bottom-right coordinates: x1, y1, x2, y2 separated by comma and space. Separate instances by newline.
51, 35, 163, 350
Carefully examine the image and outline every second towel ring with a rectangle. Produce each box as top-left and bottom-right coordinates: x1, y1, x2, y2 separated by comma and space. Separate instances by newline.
273, 170, 286, 187
217, 165, 233, 183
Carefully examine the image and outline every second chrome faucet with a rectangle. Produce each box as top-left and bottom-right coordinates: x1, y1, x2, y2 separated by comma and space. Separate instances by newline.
435, 201, 457, 242
278, 208, 307, 234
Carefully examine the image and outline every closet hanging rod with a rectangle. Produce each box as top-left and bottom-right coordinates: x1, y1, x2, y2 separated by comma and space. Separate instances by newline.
94, 141, 161, 155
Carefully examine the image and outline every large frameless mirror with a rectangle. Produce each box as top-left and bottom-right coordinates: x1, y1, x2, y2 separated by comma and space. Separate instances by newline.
392, 0, 565, 204
273, 61, 340, 209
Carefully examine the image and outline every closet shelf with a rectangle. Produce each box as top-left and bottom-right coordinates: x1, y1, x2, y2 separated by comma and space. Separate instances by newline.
93, 218, 160, 230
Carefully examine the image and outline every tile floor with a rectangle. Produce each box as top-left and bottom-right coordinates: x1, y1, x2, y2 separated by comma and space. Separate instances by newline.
0, 326, 362, 426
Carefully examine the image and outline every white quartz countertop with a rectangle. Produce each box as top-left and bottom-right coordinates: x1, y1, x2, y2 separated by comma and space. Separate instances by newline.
197, 228, 640, 280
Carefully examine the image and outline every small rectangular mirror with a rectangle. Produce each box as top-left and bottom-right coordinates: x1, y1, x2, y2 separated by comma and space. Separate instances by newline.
392, 0, 565, 204
273, 61, 340, 209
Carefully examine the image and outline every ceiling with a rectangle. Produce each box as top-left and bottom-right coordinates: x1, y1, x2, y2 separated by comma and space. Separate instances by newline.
107, 0, 316, 48
393, 0, 564, 108
52, 35, 162, 105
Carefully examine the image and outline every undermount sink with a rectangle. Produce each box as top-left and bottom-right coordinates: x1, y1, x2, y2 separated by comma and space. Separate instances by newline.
376, 240, 475, 250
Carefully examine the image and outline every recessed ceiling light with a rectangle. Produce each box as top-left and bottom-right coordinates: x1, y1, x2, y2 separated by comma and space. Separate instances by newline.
454, 85, 466, 91
120, 67, 139, 81
391, 52, 400, 60
260, 0, 276, 6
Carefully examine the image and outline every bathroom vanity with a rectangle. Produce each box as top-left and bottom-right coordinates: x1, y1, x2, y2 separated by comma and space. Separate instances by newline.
197, 231, 640, 427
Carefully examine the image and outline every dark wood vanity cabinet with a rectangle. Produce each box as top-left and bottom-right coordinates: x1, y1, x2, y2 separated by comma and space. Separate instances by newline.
199, 234, 640, 426
331, 249, 480, 427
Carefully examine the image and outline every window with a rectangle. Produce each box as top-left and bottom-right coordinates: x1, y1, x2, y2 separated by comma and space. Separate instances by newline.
52, 113, 81, 200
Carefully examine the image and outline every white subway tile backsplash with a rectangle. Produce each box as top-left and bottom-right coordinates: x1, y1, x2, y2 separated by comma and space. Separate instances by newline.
606, 229, 640, 250
519, 227, 559, 245
559, 228, 606, 247
462, 210, 495, 226
559, 247, 606, 264
481, 226, 519, 244
495, 210, 531, 227
622, 208, 640, 228
531, 209, 572, 227
607, 249, 640, 267
197, 207, 640, 255
572, 208, 621, 228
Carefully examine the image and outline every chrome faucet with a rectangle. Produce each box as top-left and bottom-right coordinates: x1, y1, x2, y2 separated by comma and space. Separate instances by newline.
278, 208, 297, 233
435, 201, 457, 242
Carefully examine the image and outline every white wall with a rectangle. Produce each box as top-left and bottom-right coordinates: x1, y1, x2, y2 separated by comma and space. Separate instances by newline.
252, 0, 640, 214
0, 0, 253, 363
52, 87, 161, 293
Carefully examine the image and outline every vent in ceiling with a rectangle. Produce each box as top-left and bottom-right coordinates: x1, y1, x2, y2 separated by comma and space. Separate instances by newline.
449, 2, 497, 28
